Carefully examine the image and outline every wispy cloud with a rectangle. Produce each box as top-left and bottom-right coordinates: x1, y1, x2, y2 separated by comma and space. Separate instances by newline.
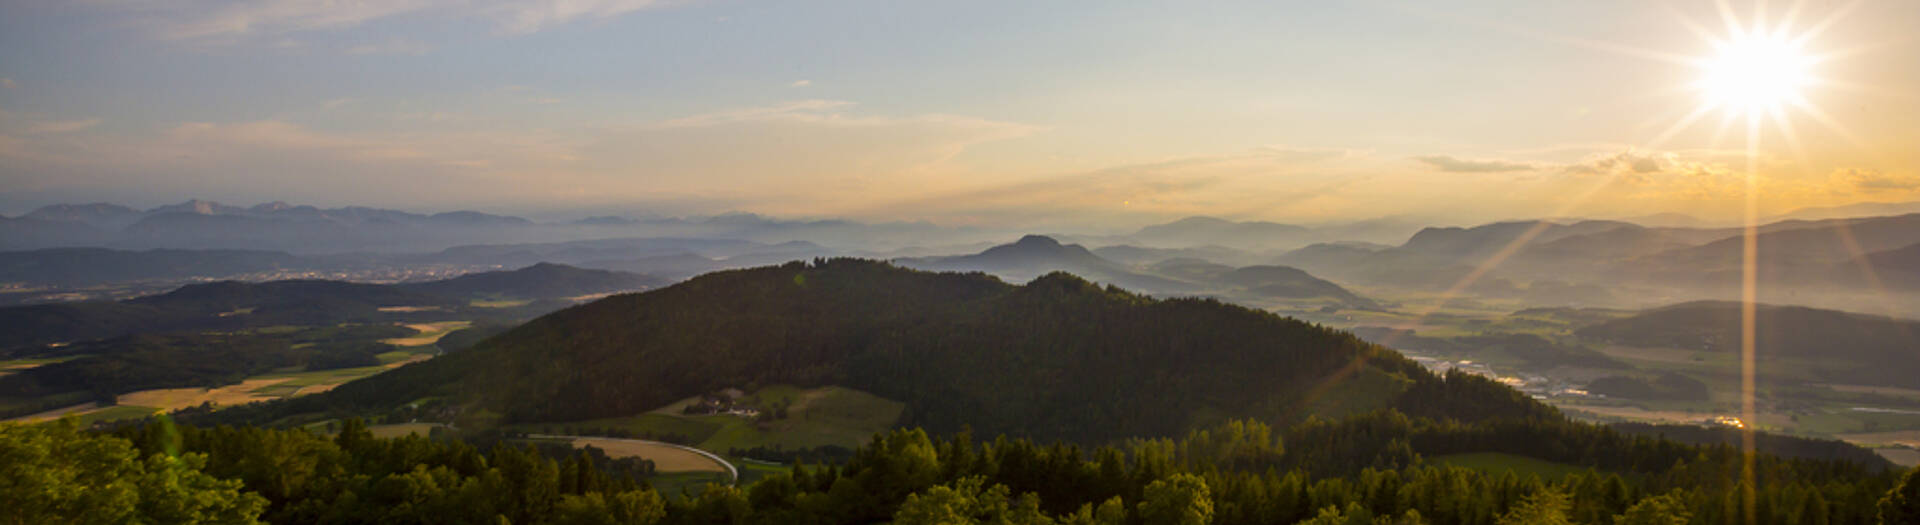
27, 119, 102, 134
1413, 155, 1535, 173
1561, 150, 1670, 176
1258, 145, 1363, 163
0, 78, 15, 89
148, 0, 446, 41
486, 0, 681, 35
116, 0, 690, 42
789, 80, 812, 88
655, 100, 857, 127
346, 38, 432, 56
0, 100, 1043, 214
1830, 167, 1919, 194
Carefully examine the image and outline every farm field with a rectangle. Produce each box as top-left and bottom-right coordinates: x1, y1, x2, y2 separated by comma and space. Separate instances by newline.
118, 378, 291, 410
1873, 447, 1920, 467
568, 437, 730, 473
381, 321, 471, 346
2, 323, 456, 426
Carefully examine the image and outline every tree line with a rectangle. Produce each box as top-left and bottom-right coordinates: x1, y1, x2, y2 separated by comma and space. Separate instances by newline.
8, 412, 1919, 524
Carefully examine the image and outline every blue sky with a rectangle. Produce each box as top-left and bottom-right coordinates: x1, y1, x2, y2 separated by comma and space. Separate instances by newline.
1, 0, 1915, 227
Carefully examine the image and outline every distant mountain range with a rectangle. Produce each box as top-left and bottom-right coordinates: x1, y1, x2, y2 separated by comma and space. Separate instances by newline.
9, 200, 1920, 309
896, 235, 1377, 308
898, 235, 1190, 294
1055, 215, 1429, 251
0, 199, 989, 254
1771, 200, 1920, 222
0, 263, 656, 351
1273, 213, 1920, 304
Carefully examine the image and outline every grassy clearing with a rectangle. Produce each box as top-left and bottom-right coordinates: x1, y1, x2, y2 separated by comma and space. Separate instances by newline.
8, 402, 101, 422
1304, 366, 1412, 418
697, 386, 904, 452
518, 385, 904, 454
0, 355, 86, 370
249, 383, 305, 396
71, 405, 160, 426
1429, 453, 1587, 480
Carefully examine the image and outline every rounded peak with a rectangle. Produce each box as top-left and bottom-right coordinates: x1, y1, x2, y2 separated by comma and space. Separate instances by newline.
1168, 216, 1233, 225
1013, 234, 1062, 247
1024, 271, 1098, 290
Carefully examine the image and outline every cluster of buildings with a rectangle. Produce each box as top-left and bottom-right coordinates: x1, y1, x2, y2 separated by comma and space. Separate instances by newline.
1404, 354, 1600, 401
682, 388, 762, 418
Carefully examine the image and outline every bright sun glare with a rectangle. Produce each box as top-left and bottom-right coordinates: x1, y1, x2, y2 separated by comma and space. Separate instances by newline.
1697, 34, 1814, 114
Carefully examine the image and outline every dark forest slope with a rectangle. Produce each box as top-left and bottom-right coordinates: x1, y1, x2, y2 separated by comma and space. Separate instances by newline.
298, 259, 1552, 443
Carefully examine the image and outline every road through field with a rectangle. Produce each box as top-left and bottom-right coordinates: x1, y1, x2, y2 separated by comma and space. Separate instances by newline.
528, 434, 738, 483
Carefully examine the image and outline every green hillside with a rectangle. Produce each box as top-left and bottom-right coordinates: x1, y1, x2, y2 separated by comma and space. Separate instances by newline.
248, 259, 1554, 443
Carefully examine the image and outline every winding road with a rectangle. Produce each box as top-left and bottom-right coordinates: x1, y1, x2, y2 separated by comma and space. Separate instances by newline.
527, 433, 739, 483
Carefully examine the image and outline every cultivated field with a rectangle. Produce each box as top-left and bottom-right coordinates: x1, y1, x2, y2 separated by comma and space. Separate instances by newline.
118, 378, 292, 410
381, 321, 471, 346
1838, 430, 1920, 448
570, 437, 730, 473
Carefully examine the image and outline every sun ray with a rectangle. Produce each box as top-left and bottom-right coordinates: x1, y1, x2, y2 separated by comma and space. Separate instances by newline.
1669, 8, 1728, 47
1716, 0, 1748, 39
1791, 0, 1866, 47
1807, 37, 1909, 64
1709, 107, 1742, 150
1809, 77, 1918, 100
1740, 109, 1762, 525
1767, 105, 1813, 177
1396, 4, 1699, 66
1644, 104, 1720, 150
1773, 0, 1811, 40
1786, 94, 1868, 149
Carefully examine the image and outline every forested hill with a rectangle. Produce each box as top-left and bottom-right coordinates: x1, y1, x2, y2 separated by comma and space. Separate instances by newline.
302, 258, 1552, 443
395, 261, 662, 299
1575, 300, 1920, 388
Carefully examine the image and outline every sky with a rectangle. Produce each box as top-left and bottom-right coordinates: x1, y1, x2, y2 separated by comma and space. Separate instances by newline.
1, 0, 1916, 228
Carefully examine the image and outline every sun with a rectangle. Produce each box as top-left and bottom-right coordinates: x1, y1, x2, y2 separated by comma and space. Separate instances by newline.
1696, 33, 1815, 115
